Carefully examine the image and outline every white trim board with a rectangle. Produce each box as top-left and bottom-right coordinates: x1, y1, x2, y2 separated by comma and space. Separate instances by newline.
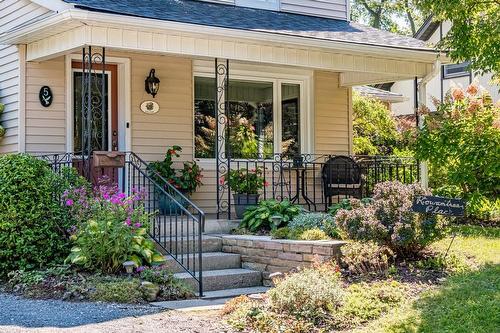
64, 54, 131, 153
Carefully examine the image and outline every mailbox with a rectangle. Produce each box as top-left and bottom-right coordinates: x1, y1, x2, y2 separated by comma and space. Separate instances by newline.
93, 151, 126, 168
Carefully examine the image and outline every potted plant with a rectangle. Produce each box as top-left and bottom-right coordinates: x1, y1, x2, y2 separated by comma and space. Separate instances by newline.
148, 146, 203, 214
221, 168, 268, 218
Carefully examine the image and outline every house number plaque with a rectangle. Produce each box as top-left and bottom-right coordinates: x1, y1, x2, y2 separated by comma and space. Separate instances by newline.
140, 100, 159, 114
39, 86, 53, 107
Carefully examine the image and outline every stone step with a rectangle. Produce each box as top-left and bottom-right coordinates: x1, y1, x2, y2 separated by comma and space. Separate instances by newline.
154, 235, 222, 254
201, 286, 270, 300
174, 268, 262, 292
152, 218, 239, 236
164, 252, 241, 273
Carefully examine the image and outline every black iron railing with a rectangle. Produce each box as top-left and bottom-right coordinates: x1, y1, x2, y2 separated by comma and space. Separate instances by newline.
220, 154, 419, 216
38, 152, 205, 296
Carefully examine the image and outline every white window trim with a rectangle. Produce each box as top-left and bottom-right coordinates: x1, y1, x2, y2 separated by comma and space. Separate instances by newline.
192, 60, 313, 170
65, 54, 131, 153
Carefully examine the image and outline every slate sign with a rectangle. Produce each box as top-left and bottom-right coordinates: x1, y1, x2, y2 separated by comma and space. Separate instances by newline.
412, 195, 465, 216
39, 86, 53, 107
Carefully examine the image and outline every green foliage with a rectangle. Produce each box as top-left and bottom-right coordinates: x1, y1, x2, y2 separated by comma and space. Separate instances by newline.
328, 198, 374, 217
270, 226, 292, 239
352, 92, 401, 155
299, 228, 330, 241
148, 146, 203, 194
0, 101, 5, 138
0, 154, 70, 277
140, 266, 194, 300
289, 212, 340, 238
65, 185, 165, 273
268, 264, 345, 321
414, 84, 500, 220
221, 168, 267, 195
338, 280, 406, 327
418, 0, 500, 78
240, 200, 303, 232
336, 182, 447, 256
90, 277, 144, 303
466, 192, 500, 223
341, 241, 394, 276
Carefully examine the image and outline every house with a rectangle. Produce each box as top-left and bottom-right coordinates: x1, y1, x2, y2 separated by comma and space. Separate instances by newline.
0, 0, 441, 294
353, 85, 407, 112
389, 17, 500, 116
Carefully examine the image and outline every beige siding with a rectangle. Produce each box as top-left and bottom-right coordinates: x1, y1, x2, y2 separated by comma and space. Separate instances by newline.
281, 0, 348, 20
25, 57, 66, 153
0, 0, 53, 154
314, 71, 350, 155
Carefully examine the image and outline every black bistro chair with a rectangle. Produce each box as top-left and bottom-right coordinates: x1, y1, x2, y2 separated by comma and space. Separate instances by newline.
321, 156, 362, 211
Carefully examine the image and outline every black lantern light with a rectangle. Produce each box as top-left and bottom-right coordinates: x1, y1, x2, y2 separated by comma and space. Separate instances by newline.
145, 69, 160, 98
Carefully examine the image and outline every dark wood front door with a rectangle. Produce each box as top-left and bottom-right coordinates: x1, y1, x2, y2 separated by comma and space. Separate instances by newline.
72, 62, 119, 183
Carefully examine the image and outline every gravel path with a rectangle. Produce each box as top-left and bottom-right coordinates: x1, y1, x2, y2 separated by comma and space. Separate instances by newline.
0, 293, 233, 333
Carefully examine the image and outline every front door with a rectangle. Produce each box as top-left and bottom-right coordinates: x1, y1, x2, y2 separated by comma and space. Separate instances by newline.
72, 62, 119, 182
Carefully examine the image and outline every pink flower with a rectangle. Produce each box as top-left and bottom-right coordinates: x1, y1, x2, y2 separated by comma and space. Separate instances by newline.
65, 199, 74, 206
124, 218, 132, 226
466, 83, 479, 96
264, 181, 270, 187
451, 87, 465, 101
134, 223, 142, 228
219, 176, 225, 185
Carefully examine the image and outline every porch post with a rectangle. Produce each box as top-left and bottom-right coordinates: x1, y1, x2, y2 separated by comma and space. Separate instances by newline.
417, 82, 429, 189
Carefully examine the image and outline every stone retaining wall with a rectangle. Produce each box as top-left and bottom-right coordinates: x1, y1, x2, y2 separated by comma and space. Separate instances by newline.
221, 235, 346, 286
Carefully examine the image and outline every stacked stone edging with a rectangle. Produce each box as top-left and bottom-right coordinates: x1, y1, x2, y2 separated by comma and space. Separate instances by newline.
221, 235, 346, 286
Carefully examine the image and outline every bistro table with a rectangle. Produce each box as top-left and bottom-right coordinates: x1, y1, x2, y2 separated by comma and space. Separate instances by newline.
284, 165, 316, 211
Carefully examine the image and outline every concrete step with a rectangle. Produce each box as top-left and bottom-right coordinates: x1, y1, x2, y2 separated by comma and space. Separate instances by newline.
164, 252, 241, 273
175, 268, 262, 292
201, 286, 270, 300
154, 235, 222, 254
152, 218, 239, 236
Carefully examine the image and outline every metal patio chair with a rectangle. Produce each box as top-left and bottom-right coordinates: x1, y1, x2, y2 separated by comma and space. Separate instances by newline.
321, 156, 362, 211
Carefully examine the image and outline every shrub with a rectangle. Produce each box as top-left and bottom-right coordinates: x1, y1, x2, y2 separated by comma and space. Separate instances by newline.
299, 228, 330, 241
328, 198, 373, 217
270, 227, 291, 239
139, 266, 194, 300
220, 168, 267, 194
0, 154, 70, 277
289, 212, 340, 238
240, 200, 303, 232
268, 264, 344, 321
340, 241, 394, 276
414, 83, 500, 220
90, 277, 144, 303
65, 183, 165, 273
336, 181, 447, 256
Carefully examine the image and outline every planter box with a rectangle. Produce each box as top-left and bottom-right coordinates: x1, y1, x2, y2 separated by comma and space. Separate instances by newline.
221, 235, 346, 286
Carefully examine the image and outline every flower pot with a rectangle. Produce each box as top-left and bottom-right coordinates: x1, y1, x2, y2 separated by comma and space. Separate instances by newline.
233, 193, 260, 219
158, 191, 189, 215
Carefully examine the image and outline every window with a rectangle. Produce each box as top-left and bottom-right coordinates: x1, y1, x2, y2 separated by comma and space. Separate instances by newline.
443, 62, 470, 79
235, 0, 279, 10
194, 77, 302, 159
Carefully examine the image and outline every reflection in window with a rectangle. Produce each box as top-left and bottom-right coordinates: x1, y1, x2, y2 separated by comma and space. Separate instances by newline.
194, 77, 216, 158
281, 84, 300, 158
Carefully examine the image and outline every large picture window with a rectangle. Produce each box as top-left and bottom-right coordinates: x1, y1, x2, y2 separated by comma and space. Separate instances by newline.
194, 76, 302, 159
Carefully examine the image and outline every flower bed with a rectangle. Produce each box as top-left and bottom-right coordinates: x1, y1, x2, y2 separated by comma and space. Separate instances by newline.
221, 235, 345, 286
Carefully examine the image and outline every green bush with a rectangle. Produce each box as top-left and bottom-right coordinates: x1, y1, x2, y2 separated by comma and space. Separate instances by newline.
268, 264, 344, 321
340, 241, 394, 276
0, 154, 70, 277
240, 200, 303, 232
270, 227, 292, 239
289, 212, 340, 238
414, 84, 500, 221
328, 198, 373, 217
335, 181, 447, 256
140, 266, 194, 300
299, 228, 330, 240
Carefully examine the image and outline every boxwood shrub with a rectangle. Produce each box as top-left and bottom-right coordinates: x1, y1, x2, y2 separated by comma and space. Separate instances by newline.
0, 154, 70, 277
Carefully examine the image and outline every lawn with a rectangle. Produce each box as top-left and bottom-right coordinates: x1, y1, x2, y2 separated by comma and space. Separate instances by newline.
351, 225, 500, 333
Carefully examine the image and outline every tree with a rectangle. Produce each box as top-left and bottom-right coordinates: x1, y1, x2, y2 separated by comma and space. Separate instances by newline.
351, 0, 424, 35
418, 0, 500, 78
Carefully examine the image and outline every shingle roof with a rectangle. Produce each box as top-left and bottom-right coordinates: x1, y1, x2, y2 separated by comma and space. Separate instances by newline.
354, 86, 406, 103
63, 0, 432, 51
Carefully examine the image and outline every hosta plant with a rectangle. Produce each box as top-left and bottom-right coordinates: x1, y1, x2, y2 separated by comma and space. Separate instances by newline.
240, 199, 303, 232
65, 182, 165, 273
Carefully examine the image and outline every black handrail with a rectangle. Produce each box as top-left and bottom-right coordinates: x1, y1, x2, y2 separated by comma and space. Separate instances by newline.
37, 152, 205, 296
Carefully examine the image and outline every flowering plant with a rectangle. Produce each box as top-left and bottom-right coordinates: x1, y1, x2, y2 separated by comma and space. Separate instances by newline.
220, 168, 268, 194
148, 146, 203, 195
64, 179, 165, 273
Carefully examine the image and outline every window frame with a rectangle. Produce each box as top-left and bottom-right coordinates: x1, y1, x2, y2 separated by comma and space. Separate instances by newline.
193, 62, 312, 166
443, 62, 471, 79
235, 0, 280, 10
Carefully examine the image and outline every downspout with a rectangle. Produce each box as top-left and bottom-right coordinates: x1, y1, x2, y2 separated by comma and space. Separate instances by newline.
417, 59, 441, 189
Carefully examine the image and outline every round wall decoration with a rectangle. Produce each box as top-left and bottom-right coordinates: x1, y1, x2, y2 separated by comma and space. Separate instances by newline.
39, 86, 53, 107
140, 100, 159, 114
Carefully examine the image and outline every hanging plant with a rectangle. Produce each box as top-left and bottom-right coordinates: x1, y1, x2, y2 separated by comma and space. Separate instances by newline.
0, 102, 5, 138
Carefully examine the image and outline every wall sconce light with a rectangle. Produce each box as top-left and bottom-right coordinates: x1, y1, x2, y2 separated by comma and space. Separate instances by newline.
145, 69, 160, 98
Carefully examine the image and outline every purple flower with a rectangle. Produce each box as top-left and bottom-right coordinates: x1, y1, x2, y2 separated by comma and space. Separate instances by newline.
134, 223, 142, 228
65, 199, 74, 206
136, 266, 146, 273
124, 218, 132, 226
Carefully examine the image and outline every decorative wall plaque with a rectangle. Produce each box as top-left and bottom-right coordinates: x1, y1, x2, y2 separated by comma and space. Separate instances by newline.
39, 86, 53, 107
140, 100, 159, 114
412, 195, 465, 216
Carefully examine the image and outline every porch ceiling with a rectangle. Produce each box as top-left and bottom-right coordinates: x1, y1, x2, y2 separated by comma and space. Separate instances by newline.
1, 9, 446, 85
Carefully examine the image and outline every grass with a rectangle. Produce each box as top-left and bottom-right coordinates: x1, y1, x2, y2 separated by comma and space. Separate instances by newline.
350, 224, 500, 333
